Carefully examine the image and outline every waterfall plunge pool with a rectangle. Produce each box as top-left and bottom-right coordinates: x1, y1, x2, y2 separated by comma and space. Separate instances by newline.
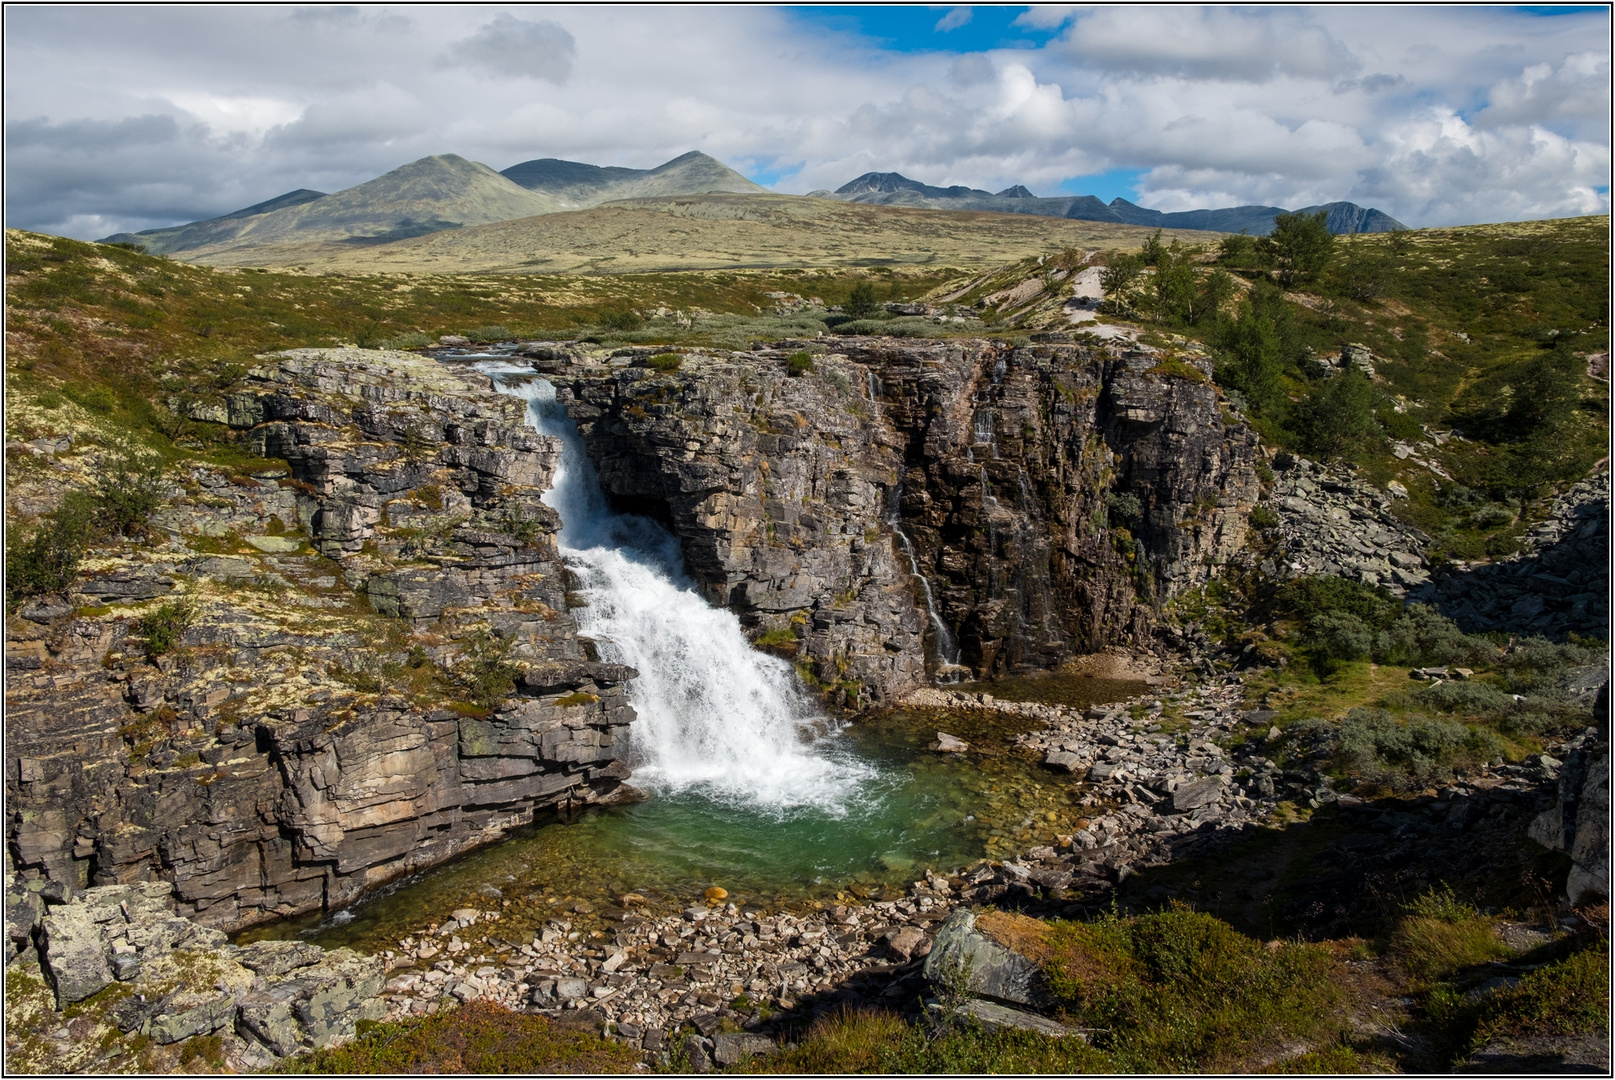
239, 359, 1144, 951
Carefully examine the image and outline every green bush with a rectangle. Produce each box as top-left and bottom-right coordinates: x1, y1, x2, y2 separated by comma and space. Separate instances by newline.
646, 352, 682, 372
133, 599, 196, 658
1329, 708, 1503, 790
1106, 490, 1143, 526
1249, 504, 1280, 530
1291, 367, 1381, 461
464, 324, 511, 343
1374, 605, 1497, 667
93, 457, 167, 538
844, 281, 880, 319
460, 628, 521, 707
786, 351, 814, 377
5, 493, 96, 610
597, 309, 644, 332
381, 332, 434, 350
1307, 610, 1376, 661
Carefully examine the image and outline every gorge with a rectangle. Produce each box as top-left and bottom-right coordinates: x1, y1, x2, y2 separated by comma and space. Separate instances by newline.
6, 333, 1261, 934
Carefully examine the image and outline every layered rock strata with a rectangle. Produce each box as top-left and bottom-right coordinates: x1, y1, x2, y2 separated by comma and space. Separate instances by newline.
556, 337, 1260, 688
6, 349, 635, 929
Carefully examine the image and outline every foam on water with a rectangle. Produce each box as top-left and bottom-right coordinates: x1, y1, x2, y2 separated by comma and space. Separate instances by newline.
480, 365, 876, 814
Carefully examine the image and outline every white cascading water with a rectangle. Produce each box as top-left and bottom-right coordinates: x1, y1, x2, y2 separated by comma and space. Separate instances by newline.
480, 365, 874, 812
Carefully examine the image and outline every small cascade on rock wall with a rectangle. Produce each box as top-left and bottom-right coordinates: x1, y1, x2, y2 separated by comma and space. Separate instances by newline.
484, 366, 873, 810
886, 486, 960, 669
865, 368, 880, 404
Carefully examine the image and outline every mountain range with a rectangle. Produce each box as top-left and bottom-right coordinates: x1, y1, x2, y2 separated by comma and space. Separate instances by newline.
100, 152, 1402, 261
811, 172, 1406, 234
101, 152, 764, 257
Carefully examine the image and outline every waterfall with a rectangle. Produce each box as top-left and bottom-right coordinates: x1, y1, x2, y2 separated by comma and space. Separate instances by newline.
481, 365, 873, 812
864, 368, 880, 404
886, 511, 959, 667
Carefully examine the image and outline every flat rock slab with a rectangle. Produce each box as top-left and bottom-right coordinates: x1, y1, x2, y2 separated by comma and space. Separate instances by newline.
712, 1032, 775, 1065
929, 997, 1087, 1039
243, 535, 303, 553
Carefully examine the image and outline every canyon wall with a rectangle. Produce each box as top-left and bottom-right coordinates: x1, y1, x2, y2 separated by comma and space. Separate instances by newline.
557, 334, 1260, 691
7, 337, 1260, 928
7, 351, 636, 929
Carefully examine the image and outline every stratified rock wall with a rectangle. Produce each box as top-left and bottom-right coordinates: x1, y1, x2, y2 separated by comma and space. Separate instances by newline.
557, 350, 926, 708
6, 350, 636, 930
559, 337, 1260, 684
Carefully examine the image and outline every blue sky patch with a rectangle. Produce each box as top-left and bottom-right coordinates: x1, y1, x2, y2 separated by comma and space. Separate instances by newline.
787, 5, 1063, 53
1055, 168, 1148, 204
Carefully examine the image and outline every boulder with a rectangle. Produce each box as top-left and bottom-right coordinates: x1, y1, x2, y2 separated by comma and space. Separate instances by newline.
929, 997, 1085, 1039
924, 908, 1046, 1008
39, 903, 113, 1009
932, 732, 969, 753
711, 1032, 775, 1066
1171, 776, 1225, 813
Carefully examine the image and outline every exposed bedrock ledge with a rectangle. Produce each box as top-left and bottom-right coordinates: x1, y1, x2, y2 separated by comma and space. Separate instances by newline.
7, 350, 638, 931
556, 337, 1259, 691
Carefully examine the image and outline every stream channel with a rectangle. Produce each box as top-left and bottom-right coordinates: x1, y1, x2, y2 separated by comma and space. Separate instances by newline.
241, 358, 1143, 952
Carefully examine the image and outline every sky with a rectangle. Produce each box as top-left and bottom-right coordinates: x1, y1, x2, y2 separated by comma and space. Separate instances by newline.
5, 5, 1609, 239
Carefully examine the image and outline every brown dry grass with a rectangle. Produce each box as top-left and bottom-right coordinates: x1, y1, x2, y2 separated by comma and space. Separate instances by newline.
181, 193, 1224, 275
976, 908, 1056, 964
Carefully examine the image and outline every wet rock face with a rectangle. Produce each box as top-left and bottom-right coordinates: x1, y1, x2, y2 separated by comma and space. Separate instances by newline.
6, 350, 637, 930
560, 339, 1259, 685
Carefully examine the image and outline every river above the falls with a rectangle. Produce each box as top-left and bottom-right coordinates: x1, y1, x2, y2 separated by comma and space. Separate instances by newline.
240, 355, 1146, 952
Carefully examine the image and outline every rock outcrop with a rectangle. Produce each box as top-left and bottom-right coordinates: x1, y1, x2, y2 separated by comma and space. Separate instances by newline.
5, 877, 386, 1071
1413, 469, 1609, 638
6, 350, 636, 930
1260, 455, 1433, 595
557, 336, 1260, 687
1530, 685, 1609, 906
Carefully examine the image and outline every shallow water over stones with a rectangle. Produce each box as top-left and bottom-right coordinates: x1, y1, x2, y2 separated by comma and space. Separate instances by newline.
239, 679, 1145, 955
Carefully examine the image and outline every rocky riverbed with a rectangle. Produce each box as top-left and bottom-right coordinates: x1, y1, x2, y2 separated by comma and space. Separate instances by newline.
7, 668, 1603, 1071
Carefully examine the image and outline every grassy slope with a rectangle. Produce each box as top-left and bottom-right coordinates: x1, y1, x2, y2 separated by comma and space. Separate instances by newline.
175, 193, 1217, 274
4, 218, 1608, 1074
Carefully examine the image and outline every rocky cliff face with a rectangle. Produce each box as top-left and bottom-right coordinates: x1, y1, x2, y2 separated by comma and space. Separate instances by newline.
7, 338, 1260, 929
6, 350, 636, 930
557, 336, 1259, 690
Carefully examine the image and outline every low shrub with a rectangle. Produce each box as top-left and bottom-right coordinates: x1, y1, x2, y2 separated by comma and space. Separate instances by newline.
597, 309, 644, 332
1312, 708, 1504, 790
786, 351, 814, 377
1038, 905, 1345, 1071
646, 352, 682, 372
1470, 941, 1609, 1043
277, 1000, 639, 1073
380, 331, 433, 350
133, 599, 197, 658
464, 324, 511, 343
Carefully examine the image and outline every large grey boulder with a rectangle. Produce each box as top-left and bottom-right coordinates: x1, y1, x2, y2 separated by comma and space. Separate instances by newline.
923, 908, 1046, 1007
39, 902, 112, 1008
1171, 776, 1226, 813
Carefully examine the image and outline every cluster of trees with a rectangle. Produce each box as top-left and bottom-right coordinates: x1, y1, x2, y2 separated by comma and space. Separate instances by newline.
1100, 231, 1236, 326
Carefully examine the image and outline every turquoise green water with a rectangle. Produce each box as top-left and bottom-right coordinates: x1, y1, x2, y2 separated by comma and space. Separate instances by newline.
240, 680, 1143, 953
